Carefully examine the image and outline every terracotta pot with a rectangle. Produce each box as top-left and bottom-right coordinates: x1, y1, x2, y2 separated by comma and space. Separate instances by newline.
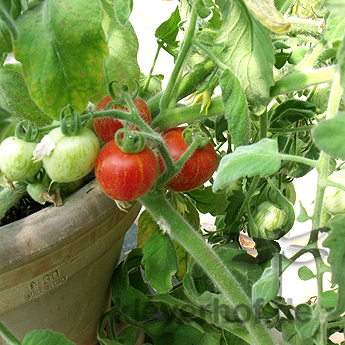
0, 179, 141, 344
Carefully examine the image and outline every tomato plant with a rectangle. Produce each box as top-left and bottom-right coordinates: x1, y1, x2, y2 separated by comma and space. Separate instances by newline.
95, 138, 158, 201
1, 0, 345, 344
159, 127, 218, 192
93, 95, 151, 143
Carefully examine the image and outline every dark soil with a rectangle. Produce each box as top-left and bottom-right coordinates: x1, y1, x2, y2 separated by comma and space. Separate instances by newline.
0, 195, 49, 226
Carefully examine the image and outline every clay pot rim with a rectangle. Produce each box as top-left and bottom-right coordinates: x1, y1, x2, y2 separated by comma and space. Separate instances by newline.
0, 179, 138, 274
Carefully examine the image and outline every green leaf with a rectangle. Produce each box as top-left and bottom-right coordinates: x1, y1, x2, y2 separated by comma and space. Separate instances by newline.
90, 13, 140, 104
252, 254, 291, 309
325, 15, 345, 45
0, 68, 52, 126
137, 209, 162, 248
222, 331, 249, 345
294, 304, 320, 339
215, 0, 275, 115
13, 0, 109, 119
220, 69, 250, 148
114, 0, 133, 25
22, 330, 75, 345
320, 290, 338, 308
196, 0, 212, 19
269, 99, 318, 128
0, 106, 15, 142
242, 0, 291, 33
168, 323, 221, 345
187, 186, 227, 216
282, 320, 314, 345
297, 201, 312, 222
0, 0, 21, 57
213, 138, 281, 192
155, 6, 181, 45
312, 112, 345, 160
111, 251, 157, 323
142, 233, 179, 293
298, 266, 315, 281
322, 214, 345, 316
325, 0, 345, 16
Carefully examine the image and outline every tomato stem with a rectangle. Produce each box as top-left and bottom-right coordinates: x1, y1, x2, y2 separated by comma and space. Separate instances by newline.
0, 320, 21, 345
159, 0, 198, 112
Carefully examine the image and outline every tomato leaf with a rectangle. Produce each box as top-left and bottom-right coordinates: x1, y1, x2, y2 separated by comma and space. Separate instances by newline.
214, 0, 275, 115
137, 209, 162, 248
13, 0, 109, 119
242, 0, 291, 33
297, 201, 312, 222
269, 99, 318, 129
325, 0, 345, 16
111, 250, 157, 322
252, 254, 291, 310
195, 0, 212, 19
294, 303, 320, 339
114, 0, 133, 25
325, 15, 345, 45
142, 233, 179, 293
298, 266, 315, 281
187, 186, 227, 216
0, 106, 15, 142
219, 68, 250, 148
138, 205, 192, 281
312, 112, 345, 160
22, 330, 75, 345
213, 138, 281, 192
0, 68, 52, 126
322, 214, 345, 316
155, 6, 181, 45
0, 0, 21, 57
282, 320, 314, 345
90, 13, 140, 104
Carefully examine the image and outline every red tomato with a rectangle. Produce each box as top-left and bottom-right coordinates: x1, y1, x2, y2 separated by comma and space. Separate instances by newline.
159, 127, 218, 192
95, 140, 158, 201
93, 96, 151, 143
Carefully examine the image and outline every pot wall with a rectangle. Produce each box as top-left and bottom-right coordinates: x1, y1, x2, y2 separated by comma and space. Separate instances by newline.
0, 180, 141, 344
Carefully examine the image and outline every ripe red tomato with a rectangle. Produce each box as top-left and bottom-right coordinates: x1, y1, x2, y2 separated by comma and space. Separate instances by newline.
95, 139, 158, 201
93, 96, 151, 143
159, 127, 218, 192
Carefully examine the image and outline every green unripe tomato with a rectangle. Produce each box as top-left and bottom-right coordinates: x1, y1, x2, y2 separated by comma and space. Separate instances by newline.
42, 127, 100, 183
323, 169, 345, 215
252, 201, 286, 239
0, 137, 42, 182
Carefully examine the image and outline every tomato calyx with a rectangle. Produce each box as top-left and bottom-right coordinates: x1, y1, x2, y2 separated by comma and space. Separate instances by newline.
182, 125, 210, 148
115, 128, 146, 154
14, 120, 39, 142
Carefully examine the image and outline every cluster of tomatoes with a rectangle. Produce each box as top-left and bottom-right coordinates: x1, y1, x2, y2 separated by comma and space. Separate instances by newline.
93, 96, 218, 201
0, 95, 218, 204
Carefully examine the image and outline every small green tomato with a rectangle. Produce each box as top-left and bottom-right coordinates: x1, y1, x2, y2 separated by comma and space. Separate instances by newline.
253, 201, 286, 239
0, 137, 42, 182
323, 169, 345, 215
42, 127, 100, 183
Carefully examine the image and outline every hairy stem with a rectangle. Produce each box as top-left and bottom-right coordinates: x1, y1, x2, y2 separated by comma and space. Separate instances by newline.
270, 66, 336, 98
0, 321, 21, 345
159, 1, 198, 111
